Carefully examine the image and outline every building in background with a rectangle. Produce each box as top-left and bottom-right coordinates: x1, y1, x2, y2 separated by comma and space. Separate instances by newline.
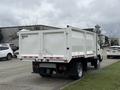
0, 25, 60, 46
109, 37, 119, 46
0, 24, 105, 48
118, 38, 120, 46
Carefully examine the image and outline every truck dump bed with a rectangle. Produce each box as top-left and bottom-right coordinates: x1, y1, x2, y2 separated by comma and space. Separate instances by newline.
19, 27, 96, 63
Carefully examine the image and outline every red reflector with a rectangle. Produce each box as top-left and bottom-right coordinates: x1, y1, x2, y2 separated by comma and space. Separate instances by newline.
50, 57, 53, 59
56, 57, 59, 59
46, 59, 49, 62
24, 56, 27, 58
23, 56, 38, 58
29, 56, 33, 58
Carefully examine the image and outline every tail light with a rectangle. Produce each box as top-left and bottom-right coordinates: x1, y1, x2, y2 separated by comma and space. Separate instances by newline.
23, 56, 38, 59
44, 57, 64, 60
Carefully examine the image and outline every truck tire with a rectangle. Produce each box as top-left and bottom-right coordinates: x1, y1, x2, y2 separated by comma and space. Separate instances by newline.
98, 55, 103, 62
32, 62, 39, 73
39, 68, 52, 77
70, 62, 83, 79
6, 53, 12, 60
83, 60, 87, 71
107, 55, 110, 59
94, 59, 100, 69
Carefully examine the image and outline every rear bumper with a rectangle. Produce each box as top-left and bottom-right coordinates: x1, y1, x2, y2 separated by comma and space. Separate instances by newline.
20, 58, 69, 63
32, 61, 69, 73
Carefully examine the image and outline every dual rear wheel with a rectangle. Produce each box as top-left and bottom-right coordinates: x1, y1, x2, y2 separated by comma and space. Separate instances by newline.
39, 62, 84, 79
69, 62, 83, 80
39, 57, 100, 79
94, 58, 100, 69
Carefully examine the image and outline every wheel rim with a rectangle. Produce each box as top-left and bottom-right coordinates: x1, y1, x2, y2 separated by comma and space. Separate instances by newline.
8, 55, 11, 60
77, 63, 83, 77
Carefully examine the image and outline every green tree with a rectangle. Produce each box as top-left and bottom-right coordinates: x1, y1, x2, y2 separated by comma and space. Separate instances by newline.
111, 39, 119, 46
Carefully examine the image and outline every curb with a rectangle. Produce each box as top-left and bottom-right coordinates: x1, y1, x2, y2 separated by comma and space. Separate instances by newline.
60, 76, 85, 90
60, 60, 120, 90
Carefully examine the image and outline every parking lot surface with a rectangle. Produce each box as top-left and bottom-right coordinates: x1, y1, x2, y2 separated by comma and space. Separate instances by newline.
0, 55, 119, 90
0, 59, 73, 90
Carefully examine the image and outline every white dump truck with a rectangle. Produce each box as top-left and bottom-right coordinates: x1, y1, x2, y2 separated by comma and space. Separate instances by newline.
19, 26, 103, 79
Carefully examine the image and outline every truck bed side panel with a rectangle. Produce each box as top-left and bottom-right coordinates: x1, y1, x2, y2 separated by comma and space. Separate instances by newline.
19, 31, 40, 56
71, 30, 85, 56
71, 29, 96, 57
43, 32, 65, 57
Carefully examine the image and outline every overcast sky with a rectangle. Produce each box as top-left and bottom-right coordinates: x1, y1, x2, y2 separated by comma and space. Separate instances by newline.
0, 0, 120, 36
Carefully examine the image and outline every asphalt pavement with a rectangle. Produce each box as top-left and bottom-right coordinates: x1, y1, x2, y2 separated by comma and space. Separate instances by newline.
0, 52, 119, 90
